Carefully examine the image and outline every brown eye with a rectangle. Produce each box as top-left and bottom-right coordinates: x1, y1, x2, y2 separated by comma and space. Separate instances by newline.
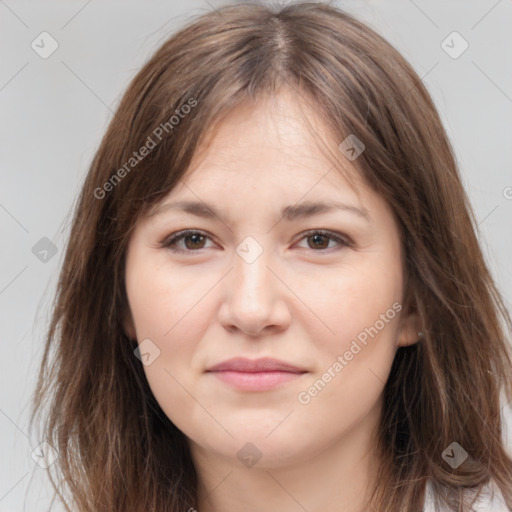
307, 233, 330, 249
297, 230, 350, 252
162, 230, 215, 254
182, 233, 206, 250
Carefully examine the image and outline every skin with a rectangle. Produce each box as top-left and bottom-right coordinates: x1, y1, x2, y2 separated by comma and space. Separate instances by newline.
123, 87, 420, 512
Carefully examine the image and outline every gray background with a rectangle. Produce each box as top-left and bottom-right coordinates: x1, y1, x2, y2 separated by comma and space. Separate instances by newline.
1, 1, 511, 510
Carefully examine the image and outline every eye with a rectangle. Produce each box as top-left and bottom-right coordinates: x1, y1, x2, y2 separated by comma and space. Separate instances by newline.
161, 229, 351, 255
161, 230, 216, 254
295, 230, 351, 252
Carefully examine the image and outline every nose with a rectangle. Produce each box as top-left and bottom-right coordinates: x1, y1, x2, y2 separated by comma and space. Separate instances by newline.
218, 246, 291, 337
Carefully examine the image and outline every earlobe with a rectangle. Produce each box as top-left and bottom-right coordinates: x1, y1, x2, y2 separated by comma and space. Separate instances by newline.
396, 312, 423, 347
122, 310, 137, 341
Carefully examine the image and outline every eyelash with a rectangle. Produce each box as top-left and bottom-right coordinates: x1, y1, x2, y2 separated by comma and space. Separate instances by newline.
160, 229, 351, 255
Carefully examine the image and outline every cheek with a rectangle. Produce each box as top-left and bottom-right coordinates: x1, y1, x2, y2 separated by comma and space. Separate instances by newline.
125, 253, 219, 430
125, 252, 216, 346
295, 256, 403, 428
298, 253, 403, 355
292, 263, 403, 438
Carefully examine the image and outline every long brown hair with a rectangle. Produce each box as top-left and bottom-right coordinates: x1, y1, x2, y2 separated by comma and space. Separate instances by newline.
30, 2, 512, 511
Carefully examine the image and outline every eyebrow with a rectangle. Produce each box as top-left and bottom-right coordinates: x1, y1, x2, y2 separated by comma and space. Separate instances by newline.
147, 199, 371, 224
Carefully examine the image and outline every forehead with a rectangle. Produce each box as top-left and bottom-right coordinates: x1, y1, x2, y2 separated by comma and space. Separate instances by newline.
161, 88, 366, 205
190, 88, 340, 171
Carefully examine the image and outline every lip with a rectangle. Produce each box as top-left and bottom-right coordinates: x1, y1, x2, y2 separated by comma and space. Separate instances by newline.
207, 357, 305, 373
206, 357, 307, 391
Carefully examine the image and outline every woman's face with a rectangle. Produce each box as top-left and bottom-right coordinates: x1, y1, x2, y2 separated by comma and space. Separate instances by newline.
123, 88, 419, 469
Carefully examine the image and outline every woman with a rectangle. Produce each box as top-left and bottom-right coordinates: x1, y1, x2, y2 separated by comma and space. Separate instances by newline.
31, 2, 512, 511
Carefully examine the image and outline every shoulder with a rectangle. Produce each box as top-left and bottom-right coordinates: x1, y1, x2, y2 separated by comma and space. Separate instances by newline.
423, 478, 509, 512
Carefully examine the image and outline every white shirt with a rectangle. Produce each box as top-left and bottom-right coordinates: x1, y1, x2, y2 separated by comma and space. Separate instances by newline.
423, 479, 509, 511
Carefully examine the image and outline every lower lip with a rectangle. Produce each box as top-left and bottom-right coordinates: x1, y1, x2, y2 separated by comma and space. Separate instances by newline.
207, 370, 305, 391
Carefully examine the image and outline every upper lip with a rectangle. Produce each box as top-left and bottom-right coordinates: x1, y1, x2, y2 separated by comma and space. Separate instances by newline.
206, 357, 306, 373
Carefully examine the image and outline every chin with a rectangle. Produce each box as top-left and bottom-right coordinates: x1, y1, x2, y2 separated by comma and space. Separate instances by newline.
191, 425, 318, 470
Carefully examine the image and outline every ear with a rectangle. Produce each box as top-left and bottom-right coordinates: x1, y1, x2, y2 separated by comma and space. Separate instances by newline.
396, 311, 423, 347
122, 309, 137, 341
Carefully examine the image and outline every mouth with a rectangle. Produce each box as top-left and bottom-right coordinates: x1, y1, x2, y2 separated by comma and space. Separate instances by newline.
205, 357, 308, 391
